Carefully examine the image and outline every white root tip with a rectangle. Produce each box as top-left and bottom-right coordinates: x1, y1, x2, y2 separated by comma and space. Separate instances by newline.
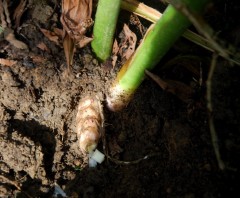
89, 149, 105, 168
91, 149, 105, 164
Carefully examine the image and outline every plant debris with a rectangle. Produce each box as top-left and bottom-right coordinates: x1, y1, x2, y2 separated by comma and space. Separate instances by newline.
119, 24, 137, 61
0, 58, 17, 67
61, 0, 93, 72
0, 0, 28, 49
145, 70, 194, 103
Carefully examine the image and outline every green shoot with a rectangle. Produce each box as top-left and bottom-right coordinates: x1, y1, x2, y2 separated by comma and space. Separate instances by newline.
91, 0, 121, 62
107, 0, 209, 111
121, 0, 240, 65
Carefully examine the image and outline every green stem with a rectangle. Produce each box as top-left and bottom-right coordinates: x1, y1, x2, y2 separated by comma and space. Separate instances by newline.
107, 0, 209, 111
121, 0, 240, 65
91, 0, 121, 62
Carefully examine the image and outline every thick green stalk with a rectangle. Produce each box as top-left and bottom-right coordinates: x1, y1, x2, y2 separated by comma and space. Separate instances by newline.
91, 0, 121, 62
120, 0, 214, 55
107, 0, 209, 111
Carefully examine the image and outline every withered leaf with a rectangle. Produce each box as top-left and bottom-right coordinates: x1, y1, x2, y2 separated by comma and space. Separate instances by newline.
4, 29, 28, 50
0, 58, 17, 67
60, 0, 93, 72
40, 28, 61, 46
112, 39, 119, 56
119, 24, 137, 60
13, 0, 27, 28
61, 0, 93, 43
63, 33, 75, 73
145, 70, 194, 103
112, 39, 119, 68
37, 42, 50, 52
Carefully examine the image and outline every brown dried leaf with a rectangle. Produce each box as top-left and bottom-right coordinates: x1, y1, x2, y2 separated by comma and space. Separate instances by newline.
112, 55, 118, 69
130, 14, 144, 36
53, 27, 63, 38
0, 0, 7, 28
61, 0, 93, 72
30, 55, 47, 63
122, 0, 162, 23
78, 36, 93, 48
13, 0, 27, 28
40, 28, 61, 46
145, 70, 194, 103
4, 30, 28, 49
112, 39, 120, 68
63, 33, 75, 73
0, 58, 17, 67
0, 0, 11, 28
61, 0, 93, 44
37, 42, 50, 52
112, 39, 119, 55
119, 24, 137, 60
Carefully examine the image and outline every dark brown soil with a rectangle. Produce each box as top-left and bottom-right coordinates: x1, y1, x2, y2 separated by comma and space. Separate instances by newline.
1, 0, 240, 197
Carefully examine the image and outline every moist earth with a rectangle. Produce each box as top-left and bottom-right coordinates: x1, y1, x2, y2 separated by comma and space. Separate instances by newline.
1, 0, 240, 197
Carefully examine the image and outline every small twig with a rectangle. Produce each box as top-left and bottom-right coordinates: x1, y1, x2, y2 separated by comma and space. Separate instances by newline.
206, 53, 225, 170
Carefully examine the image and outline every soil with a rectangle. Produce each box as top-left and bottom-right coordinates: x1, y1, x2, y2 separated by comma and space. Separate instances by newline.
1, 0, 240, 197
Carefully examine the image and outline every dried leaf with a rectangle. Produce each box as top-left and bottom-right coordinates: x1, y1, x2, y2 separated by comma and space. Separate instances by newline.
63, 33, 75, 73
0, 0, 7, 28
119, 24, 137, 60
145, 70, 194, 103
53, 27, 63, 38
13, 0, 27, 28
78, 36, 93, 48
40, 28, 61, 46
0, 58, 17, 66
112, 39, 119, 56
4, 30, 28, 49
130, 14, 144, 36
37, 42, 50, 52
112, 39, 119, 68
60, 0, 93, 71
112, 55, 118, 68
122, 0, 162, 23
0, 0, 11, 28
30, 55, 47, 63
61, 0, 93, 44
